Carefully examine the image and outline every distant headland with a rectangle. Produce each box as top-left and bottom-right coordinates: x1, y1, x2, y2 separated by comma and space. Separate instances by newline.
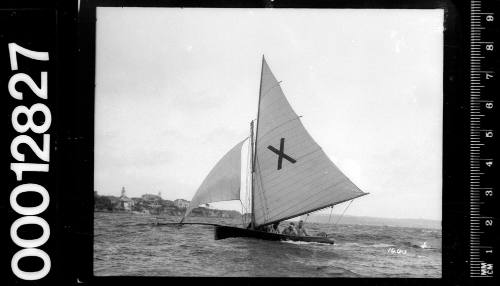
94, 187, 440, 229
303, 213, 441, 229
94, 187, 240, 219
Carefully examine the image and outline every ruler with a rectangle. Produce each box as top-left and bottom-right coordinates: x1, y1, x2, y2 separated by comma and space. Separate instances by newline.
469, 0, 497, 279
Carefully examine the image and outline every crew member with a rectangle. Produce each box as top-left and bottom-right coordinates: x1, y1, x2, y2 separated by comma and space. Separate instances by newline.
282, 222, 297, 236
270, 222, 280, 234
296, 220, 309, 236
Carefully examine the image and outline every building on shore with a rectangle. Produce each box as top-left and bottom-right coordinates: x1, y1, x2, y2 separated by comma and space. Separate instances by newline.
119, 186, 134, 211
142, 192, 161, 203
173, 199, 190, 209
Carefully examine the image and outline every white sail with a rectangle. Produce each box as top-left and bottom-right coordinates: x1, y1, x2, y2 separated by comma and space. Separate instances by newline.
182, 139, 246, 222
252, 57, 367, 226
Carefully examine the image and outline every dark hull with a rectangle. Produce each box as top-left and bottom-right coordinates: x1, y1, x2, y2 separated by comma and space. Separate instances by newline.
214, 225, 334, 245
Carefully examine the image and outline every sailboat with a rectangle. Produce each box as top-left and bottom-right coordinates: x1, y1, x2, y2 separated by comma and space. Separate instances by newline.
179, 56, 368, 244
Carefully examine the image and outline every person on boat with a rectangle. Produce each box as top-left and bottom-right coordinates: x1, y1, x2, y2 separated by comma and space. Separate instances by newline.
255, 224, 270, 232
246, 223, 274, 233
282, 222, 298, 236
270, 222, 280, 234
296, 220, 309, 236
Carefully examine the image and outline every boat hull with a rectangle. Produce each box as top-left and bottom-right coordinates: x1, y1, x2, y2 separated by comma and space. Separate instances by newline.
214, 225, 334, 245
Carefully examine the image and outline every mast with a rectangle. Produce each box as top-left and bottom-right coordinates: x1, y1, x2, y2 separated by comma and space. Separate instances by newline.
250, 120, 255, 229
251, 55, 265, 229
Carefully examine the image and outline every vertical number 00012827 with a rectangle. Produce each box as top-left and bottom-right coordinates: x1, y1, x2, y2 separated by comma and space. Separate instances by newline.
8, 43, 52, 281
469, 0, 496, 279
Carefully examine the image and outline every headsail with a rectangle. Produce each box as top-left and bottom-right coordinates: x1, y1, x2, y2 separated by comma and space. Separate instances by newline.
181, 139, 246, 222
252, 57, 367, 227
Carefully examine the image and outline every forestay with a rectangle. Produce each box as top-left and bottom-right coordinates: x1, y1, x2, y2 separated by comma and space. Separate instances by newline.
181, 139, 246, 222
253, 58, 367, 227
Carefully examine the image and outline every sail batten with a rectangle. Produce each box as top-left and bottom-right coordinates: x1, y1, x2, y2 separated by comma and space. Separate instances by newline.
252, 58, 367, 227
181, 139, 247, 222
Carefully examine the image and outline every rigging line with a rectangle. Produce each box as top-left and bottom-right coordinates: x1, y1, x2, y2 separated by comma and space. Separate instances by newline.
327, 205, 334, 224
302, 205, 327, 224
245, 151, 252, 226
335, 200, 353, 225
243, 136, 252, 226
239, 199, 247, 227
262, 179, 366, 220
255, 156, 271, 222
245, 139, 253, 202
304, 213, 309, 224
256, 199, 351, 227
251, 117, 258, 228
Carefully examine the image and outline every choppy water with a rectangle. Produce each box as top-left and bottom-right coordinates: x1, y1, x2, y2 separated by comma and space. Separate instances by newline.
94, 212, 441, 277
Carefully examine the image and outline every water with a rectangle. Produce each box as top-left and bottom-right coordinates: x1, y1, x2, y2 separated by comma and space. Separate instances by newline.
94, 212, 441, 277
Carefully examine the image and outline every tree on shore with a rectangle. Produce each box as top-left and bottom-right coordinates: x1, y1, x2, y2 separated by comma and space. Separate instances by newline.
94, 191, 114, 211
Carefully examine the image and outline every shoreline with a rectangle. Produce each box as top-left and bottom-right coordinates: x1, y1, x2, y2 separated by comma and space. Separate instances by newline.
94, 211, 441, 230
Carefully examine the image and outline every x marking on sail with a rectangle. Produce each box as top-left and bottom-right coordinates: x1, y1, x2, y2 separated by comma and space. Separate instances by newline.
267, 138, 297, 170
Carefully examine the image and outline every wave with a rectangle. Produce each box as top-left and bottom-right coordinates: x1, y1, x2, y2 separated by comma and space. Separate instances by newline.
335, 242, 395, 248
336, 241, 440, 251
280, 239, 395, 249
281, 240, 330, 246
371, 243, 396, 248
328, 232, 395, 241
95, 213, 442, 277
402, 241, 439, 250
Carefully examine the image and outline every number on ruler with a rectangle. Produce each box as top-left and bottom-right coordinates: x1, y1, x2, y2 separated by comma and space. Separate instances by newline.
481, 263, 493, 275
8, 43, 49, 71
485, 190, 493, 196
485, 219, 493, 226
486, 15, 494, 22
485, 161, 493, 167
486, 102, 494, 109
486, 44, 494, 51
485, 73, 494, 80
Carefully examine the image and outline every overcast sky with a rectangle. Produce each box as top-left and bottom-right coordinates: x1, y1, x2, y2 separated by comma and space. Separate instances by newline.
94, 8, 443, 220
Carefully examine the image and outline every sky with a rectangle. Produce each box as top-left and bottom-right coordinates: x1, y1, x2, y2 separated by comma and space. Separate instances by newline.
94, 8, 443, 220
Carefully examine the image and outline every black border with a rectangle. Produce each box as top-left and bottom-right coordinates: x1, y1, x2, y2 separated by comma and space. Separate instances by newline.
75, 0, 466, 284
1, 0, 79, 284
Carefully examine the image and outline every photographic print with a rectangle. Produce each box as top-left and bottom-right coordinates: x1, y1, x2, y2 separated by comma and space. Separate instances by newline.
93, 7, 443, 277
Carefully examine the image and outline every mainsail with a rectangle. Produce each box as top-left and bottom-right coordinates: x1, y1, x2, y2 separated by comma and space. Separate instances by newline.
182, 56, 367, 228
181, 139, 246, 222
252, 57, 368, 227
